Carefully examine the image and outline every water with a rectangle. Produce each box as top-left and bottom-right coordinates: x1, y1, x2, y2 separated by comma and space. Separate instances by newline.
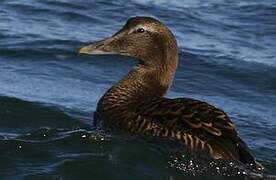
0, 0, 276, 179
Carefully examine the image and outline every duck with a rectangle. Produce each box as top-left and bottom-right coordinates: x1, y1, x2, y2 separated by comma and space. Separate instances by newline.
79, 16, 263, 171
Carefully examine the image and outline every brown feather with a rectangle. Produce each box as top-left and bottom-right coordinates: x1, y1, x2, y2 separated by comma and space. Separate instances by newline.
79, 17, 264, 171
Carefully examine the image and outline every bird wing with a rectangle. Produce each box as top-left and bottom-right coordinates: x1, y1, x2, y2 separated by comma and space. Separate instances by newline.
132, 97, 258, 165
137, 97, 236, 137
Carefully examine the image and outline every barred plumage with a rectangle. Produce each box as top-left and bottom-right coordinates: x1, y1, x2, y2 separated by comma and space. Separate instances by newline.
79, 16, 264, 172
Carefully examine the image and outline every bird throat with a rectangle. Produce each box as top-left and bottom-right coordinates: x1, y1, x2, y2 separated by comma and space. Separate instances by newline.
100, 61, 177, 109
96, 48, 179, 125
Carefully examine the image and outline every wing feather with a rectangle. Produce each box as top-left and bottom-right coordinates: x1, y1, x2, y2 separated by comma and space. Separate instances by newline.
139, 97, 235, 138
132, 97, 262, 169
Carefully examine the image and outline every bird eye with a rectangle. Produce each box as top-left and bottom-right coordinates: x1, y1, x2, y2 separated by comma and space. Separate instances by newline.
136, 28, 145, 33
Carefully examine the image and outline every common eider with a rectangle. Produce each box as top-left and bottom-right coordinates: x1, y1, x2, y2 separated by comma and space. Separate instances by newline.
79, 17, 263, 171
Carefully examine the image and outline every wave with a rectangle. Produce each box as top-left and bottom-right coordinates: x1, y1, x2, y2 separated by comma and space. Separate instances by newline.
0, 96, 88, 130
1, 126, 273, 179
177, 51, 276, 96
131, 0, 276, 9
1, 0, 275, 67
0, 39, 83, 59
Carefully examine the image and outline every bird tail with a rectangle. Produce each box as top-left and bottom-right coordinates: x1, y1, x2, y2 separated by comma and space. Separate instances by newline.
235, 136, 264, 172
209, 136, 264, 172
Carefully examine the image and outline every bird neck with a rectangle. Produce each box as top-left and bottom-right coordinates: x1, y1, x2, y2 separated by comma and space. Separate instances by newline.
102, 54, 178, 106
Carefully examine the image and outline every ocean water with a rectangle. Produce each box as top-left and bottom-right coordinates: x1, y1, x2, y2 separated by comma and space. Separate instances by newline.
0, 0, 276, 179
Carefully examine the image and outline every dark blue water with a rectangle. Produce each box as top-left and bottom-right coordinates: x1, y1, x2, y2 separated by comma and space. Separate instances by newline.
1, 0, 276, 179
